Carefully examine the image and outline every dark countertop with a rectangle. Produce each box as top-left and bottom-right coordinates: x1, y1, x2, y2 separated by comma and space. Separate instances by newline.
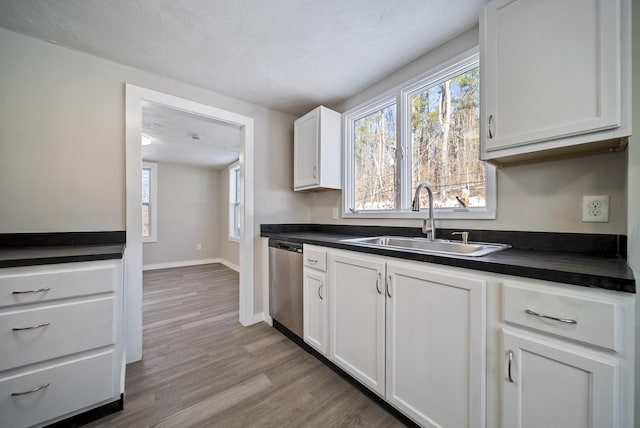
262, 227, 635, 293
0, 244, 125, 268
0, 231, 126, 268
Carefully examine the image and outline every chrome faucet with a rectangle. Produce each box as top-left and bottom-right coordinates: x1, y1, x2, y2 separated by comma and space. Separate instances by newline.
411, 183, 436, 240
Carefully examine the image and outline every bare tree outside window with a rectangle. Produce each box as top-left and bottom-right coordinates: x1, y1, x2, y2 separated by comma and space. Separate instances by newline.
343, 52, 495, 219
353, 104, 397, 211
411, 67, 484, 209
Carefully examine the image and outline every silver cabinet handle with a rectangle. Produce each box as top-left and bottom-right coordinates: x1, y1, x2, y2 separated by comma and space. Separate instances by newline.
12, 383, 50, 396
488, 115, 494, 139
525, 309, 577, 325
12, 287, 51, 295
317, 284, 323, 300
313, 165, 317, 179
375, 273, 382, 295
307, 258, 318, 264
507, 350, 514, 383
386, 275, 392, 298
12, 322, 51, 331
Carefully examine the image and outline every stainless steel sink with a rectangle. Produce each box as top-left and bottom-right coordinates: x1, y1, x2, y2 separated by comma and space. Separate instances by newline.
340, 236, 511, 257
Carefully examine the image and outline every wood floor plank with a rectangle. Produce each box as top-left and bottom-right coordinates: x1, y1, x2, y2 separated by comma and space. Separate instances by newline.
85, 263, 406, 428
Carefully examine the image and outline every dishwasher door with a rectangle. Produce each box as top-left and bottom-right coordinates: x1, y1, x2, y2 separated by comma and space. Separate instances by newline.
269, 240, 303, 338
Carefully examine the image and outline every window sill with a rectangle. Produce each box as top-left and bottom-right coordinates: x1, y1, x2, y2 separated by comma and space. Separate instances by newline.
342, 208, 496, 220
143, 236, 158, 243
228, 236, 240, 243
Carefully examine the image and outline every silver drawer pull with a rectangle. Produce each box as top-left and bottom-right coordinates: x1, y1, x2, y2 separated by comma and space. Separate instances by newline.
12, 383, 50, 396
307, 258, 318, 264
12, 322, 51, 331
317, 284, 323, 300
12, 287, 51, 295
525, 309, 577, 325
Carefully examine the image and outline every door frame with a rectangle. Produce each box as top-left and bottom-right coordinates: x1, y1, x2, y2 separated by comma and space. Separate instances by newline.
125, 84, 255, 362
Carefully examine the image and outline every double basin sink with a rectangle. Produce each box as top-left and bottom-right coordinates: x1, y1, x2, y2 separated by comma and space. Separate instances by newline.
340, 236, 511, 257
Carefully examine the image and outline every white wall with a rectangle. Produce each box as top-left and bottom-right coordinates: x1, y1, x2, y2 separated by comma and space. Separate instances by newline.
315, 26, 628, 235
309, 151, 627, 233
0, 27, 309, 316
142, 162, 221, 266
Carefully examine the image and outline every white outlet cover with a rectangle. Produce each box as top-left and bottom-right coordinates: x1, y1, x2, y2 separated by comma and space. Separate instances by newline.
582, 195, 609, 222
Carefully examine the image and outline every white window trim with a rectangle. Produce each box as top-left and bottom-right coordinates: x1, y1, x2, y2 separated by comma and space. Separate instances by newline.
343, 46, 496, 220
228, 161, 240, 243
142, 161, 158, 243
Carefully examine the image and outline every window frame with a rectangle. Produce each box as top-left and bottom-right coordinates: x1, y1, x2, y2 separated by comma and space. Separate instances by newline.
142, 161, 158, 243
343, 47, 496, 220
228, 161, 241, 242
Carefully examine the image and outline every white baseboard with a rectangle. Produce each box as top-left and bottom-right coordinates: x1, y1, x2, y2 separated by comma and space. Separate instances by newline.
264, 314, 273, 326
143, 258, 239, 272
251, 312, 265, 324
218, 259, 240, 272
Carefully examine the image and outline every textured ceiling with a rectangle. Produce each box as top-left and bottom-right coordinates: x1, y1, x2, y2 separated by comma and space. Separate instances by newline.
0, 0, 487, 116
141, 101, 241, 169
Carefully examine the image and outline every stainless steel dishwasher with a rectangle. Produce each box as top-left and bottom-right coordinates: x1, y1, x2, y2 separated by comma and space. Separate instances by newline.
269, 239, 303, 339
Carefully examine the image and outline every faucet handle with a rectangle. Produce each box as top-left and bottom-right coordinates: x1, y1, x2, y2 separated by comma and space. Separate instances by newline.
452, 231, 469, 244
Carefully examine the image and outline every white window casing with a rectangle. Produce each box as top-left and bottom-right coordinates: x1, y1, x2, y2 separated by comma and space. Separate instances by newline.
343, 47, 496, 220
142, 162, 158, 242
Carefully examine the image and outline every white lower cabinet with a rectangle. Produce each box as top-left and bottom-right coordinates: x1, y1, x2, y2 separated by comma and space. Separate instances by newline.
309, 246, 633, 428
502, 329, 617, 428
386, 262, 486, 428
498, 279, 633, 428
0, 351, 115, 428
303, 269, 327, 354
303, 245, 329, 355
326, 249, 486, 427
328, 251, 386, 396
0, 259, 124, 428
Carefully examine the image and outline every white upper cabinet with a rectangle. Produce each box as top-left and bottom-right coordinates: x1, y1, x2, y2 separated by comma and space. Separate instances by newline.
480, 0, 631, 165
294, 106, 341, 191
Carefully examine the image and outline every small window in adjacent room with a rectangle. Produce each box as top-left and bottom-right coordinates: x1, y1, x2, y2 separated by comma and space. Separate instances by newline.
142, 162, 158, 242
228, 161, 240, 242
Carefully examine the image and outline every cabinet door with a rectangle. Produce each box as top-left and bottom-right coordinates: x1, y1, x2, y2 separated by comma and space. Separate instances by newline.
303, 269, 327, 355
328, 251, 385, 396
386, 262, 486, 428
293, 108, 319, 189
502, 329, 617, 428
481, 0, 622, 155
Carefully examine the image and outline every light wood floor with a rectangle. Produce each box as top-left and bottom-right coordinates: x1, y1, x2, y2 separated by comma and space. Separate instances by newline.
86, 264, 405, 428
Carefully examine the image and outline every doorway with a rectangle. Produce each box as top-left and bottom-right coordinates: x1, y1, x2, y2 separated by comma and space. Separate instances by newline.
125, 85, 255, 362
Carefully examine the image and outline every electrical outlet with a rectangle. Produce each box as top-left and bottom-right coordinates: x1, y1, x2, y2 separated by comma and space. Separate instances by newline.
196, 243, 202, 250
582, 195, 609, 222
332, 207, 339, 220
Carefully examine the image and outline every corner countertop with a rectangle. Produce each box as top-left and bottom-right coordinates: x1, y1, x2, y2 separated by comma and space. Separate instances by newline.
261, 225, 635, 293
0, 231, 126, 268
0, 244, 125, 268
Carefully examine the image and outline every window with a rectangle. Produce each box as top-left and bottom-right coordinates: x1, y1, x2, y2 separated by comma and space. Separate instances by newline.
344, 49, 496, 219
228, 161, 240, 242
353, 103, 397, 211
142, 162, 158, 242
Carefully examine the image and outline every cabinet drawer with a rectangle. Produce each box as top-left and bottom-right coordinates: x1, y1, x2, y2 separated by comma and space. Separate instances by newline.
0, 351, 115, 428
304, 246, 326, 272
0, 297, 114, 371
0, 263, 117, 308
503, 282, 619, 351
